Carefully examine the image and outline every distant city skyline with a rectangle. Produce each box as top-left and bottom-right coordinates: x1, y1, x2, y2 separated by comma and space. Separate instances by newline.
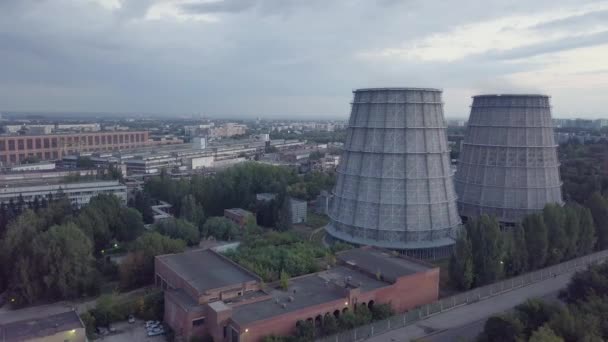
1, 0, 608, 119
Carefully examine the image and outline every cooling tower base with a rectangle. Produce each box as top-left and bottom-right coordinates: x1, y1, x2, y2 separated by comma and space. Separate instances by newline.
325, 224, 455, 260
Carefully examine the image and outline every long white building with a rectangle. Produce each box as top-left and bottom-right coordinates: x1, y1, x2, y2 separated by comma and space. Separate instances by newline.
0, 179, 127, 207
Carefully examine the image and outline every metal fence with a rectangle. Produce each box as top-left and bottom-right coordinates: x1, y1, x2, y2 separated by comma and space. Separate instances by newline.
316, 249, 608, 342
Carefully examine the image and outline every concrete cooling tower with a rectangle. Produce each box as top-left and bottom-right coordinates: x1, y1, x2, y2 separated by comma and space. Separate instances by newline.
454, 94, 563, 225
326, 88, 461, 259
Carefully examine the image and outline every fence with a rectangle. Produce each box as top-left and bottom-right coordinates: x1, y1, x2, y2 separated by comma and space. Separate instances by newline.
316, 249, 608, 342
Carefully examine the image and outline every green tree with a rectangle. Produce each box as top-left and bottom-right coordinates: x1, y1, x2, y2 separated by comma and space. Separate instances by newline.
477, 314, 525, 342
115, 207, 145, 242
449, 229, 474, 290
528, 325, 564, 342
543, 204, 567, 265
586, 192, 608, 250
0, 210, 45, 305
504, 224, 528, 277
577, 207, 596, 256
467, 215, 504, 285
562, 206, 580, 259
295, 320, 314, 341
322, 314, 339, 335
202, 217, 240, 241
36, 223, 96, 299
275, 196, 293, 231
180, 194, 205, 230
120, 232, 186, 288
130, 190, 154, 224
154, 218, 200, 246
279, 270, 290, 290
522, 213, 548, 270
514, 299, 562, 337
371, 303, 394, 321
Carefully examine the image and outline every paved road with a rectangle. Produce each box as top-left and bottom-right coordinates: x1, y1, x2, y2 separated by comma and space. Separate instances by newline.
366, 270, 574, 342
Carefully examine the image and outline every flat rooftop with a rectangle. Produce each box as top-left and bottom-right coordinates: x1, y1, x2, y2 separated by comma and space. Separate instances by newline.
337, 248, 432, 281
225, 208, 253, 217
157, 249, 259, 294
231, 265, 388, 325
0, 310, 83, 342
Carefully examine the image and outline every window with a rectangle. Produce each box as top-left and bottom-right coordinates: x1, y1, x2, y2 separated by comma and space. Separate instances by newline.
88, 136, 93, 145
17, 139, 24, 150
27, 139, 33, 149
192, 317, 205, 327
35, 139, 42, 149
51, 138, 58, 148
44, 139, 50, 148
0, 140, 5, 151
101, 135, 106, 144
8, 140, 15, 151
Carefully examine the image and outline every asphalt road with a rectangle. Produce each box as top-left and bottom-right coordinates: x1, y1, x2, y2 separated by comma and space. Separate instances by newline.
366, 270, 574, 342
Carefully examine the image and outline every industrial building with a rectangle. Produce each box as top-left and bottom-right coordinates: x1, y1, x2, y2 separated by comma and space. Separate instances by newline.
454, 94, 563, 224
290, 198, 307, 224
224, 208, 255, 227
0, 178, 127, 208
61, 138, 306, 176
0, 131, 151, 166
155, 247, 438, 341
326, 88, 461, 259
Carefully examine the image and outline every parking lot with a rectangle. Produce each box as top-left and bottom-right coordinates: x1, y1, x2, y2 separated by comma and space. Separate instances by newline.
101, 320, 167, 342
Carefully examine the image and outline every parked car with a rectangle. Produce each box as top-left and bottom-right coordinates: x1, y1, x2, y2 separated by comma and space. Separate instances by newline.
147, 327, 165, 337
128, 315, 135, 324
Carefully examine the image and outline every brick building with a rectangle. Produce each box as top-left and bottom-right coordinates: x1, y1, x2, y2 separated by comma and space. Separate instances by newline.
155, 247, 439, 341
224, 208, 255, 227
0, 131, 150, 166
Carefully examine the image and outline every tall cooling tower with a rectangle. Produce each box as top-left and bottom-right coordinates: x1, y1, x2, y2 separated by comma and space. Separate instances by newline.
454, 94, 563, 224
326, 88, 461, 259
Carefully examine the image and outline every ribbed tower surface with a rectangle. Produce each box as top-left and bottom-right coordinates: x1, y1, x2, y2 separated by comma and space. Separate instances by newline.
326, 88, 461, 254
454, 94, 563, 224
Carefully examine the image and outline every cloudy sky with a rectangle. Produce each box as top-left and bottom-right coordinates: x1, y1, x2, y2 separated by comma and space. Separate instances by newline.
1, 0, 608, 119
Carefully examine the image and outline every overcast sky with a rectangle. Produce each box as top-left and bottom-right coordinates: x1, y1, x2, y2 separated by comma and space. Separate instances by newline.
1, 0, 608, 119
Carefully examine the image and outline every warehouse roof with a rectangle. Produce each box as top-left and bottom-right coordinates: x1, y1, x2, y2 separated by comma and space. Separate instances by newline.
156, 249, 259, 294
0, 310, 83, 342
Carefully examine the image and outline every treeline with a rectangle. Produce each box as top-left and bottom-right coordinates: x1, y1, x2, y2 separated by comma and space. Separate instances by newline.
559, 140, 608, 203
262, 303, 393, 342
0, 195, 144, 305
477, 261, 608, 341
269, 129, 347, 144
143, 162, 334, 230
0, 193, 188, 306
145, 162, 297, 217
449, 197, 608, 290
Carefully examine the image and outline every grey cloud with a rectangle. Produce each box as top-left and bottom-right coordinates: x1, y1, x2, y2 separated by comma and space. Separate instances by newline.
532, 9, 608, 31
487, 30, 608, 60
0, 0, 606, 118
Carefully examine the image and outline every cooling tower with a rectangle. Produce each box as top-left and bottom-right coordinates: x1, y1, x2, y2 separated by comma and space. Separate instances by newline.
326, 88, 461, 259
454, 94, 563, 224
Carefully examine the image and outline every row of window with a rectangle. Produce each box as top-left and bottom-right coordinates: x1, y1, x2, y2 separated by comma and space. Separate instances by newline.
0, 133, 146, 151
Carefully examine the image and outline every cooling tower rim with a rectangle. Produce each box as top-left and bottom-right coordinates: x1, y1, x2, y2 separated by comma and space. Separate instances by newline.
472, 93, 549, 98
354, 87, 442, 92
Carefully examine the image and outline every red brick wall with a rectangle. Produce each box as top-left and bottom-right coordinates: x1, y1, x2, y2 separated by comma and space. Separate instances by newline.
237, 268, 439, 342
155, 257, 201, 300
164, 291, 208, 338
0, 131, 149, 165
